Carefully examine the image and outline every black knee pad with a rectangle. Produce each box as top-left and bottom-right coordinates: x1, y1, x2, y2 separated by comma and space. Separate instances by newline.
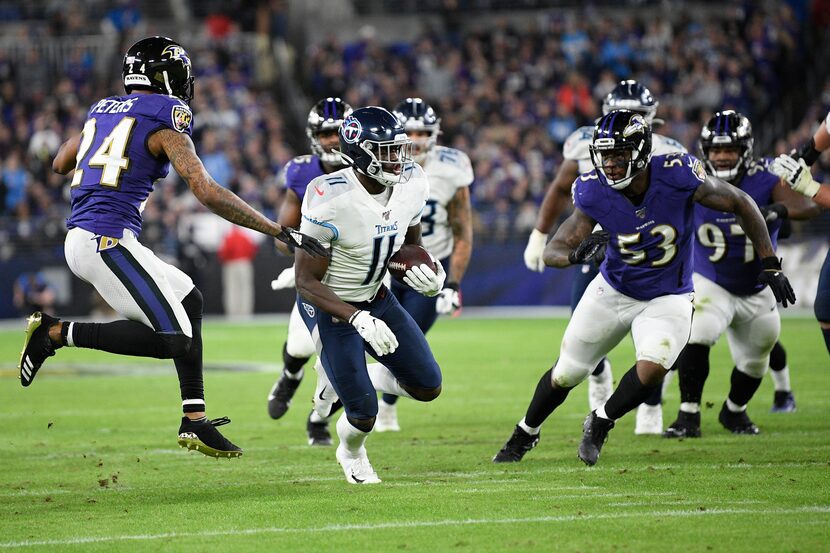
158, 333, 192, 358
347, 415, 375, 433
182, 287, 204, 320
769, 341, 786, 371
407, 385, 442, 402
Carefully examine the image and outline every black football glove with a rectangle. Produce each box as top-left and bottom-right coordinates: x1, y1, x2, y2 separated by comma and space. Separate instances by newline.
758, 256, 796, 308
759, 203, 788, 223
568, 230, 609, 265
275, 227, 330, 258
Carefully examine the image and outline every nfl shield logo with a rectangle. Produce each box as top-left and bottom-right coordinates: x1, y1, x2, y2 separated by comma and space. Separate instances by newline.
172, 105, 192, 133
341, 116, 362, 144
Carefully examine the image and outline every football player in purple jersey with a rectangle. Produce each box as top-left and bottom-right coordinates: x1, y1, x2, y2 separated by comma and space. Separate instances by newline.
772, 113, 830, 358
17, 36, 327, 459
494, 110, 795, 466
664, 111, 819, 439
267, 97, 352, 446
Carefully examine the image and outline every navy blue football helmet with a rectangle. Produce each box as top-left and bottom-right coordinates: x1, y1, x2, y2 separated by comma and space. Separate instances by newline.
602, 80, 658, 124
590, 110, 652, 190
338, 106, 414, 187
307, 97, 353, 165
393, 98, 440, 162
698, 110, 753, 181
123, 36, 193, 103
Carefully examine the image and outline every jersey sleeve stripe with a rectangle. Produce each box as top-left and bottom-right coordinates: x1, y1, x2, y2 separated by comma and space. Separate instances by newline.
302, 214, 339, 240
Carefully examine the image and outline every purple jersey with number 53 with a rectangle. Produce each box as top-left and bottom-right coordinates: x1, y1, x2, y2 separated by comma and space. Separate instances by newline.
694, 158, 781, 296
283, 154, 327, 201
66, 93, 193, 238
573, 153, 706, 300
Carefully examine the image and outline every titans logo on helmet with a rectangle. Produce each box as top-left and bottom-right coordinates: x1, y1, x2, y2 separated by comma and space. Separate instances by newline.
341, 116, 362, 144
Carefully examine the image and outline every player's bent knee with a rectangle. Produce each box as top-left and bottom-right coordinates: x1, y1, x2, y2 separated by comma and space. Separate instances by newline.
552, 361, 591, 389
405, 384, 442, 402
347, 415, 375, 433
182, 287, 203, 319
158, 333, 192, 358
736, 361, 767, 379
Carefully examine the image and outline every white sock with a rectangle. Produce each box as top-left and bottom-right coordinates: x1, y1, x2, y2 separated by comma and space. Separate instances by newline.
680, 402, 700, 414
336, 412, 369, 459
662, 369, 674, 395
726, 398, 746, 413
366, 363, 412, 398
770, 366, 790, 392
284, 368, 304, 381
595, 405, 612, 421
309, 410, 326, 424
65, 322, 75, 347
518, 417, 541, 436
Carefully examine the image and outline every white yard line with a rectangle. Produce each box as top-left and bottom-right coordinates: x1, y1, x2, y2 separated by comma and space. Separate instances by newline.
1, 506, 828, 549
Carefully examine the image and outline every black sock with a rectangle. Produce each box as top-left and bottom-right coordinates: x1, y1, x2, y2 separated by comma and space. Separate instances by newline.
769, 341, 786, 372
71, 320, 180, 357
591, 358, 607, 377
381, 393, 398, 405
604, 365, 659, 420
643, 382, 663, 406
677, 344, 710, 404
282, 343, 309, 375
524, 368, 571, 428
727, 367, 763, 407
822, 328, 830, 357
175, 289, 205, 413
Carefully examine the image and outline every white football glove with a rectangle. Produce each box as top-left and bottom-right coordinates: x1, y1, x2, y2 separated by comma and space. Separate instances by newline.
403, 260, 446, 297
270, 266, 296, 290
349, 310, 398, 356
523, 229, 547, 272
435, 283, 461, 315
771, 154, 820, 198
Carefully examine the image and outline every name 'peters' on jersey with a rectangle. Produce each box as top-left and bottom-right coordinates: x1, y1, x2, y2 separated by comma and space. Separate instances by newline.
66, 93, 194, 239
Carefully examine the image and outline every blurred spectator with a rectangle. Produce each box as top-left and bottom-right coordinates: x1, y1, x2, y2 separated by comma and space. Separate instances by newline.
217, 227, 258, 317
13, 272, 55, 315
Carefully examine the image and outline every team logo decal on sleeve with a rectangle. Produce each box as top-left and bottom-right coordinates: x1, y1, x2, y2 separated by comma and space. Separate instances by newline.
341, 116, 362, 144
691, 158, 706, 182
172, 105, 192, 133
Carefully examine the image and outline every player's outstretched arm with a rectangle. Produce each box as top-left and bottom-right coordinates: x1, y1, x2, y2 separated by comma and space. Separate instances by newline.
524, 159, 579, 272
447, 186, 473, 284
543, 206, 596, 268
769, 179, 822, 220
694, 175, 796, 306
52, 134, 81, 174
152, 129, 327, 257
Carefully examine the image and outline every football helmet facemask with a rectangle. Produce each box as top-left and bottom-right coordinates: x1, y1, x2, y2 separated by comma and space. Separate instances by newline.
338, 106, 414, 187
122, 36, 194, 104
307, 97, 353, 166
590, 110, 653, 190
602, 80, 658, 124
698, 110, 754, 181
393, 98, 440, 163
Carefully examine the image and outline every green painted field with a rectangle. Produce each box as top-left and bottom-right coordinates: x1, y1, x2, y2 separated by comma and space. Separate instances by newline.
1, 317, 828, 552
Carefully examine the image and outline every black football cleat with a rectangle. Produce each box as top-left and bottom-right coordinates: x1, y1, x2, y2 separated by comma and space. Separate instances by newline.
493, 425, 540, 463
770, 391, 797, 413
718, 403, 760, 435
267, 372, 303, 419
306, 411, 333, 446
577, 411, 615, 466
177, 416, 243, 458
18, 312, 60, 387
663, 411, 702, 439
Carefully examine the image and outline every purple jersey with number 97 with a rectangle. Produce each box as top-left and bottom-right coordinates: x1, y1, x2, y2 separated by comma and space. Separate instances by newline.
573, 153, 706, 301
66, 93, 193, 238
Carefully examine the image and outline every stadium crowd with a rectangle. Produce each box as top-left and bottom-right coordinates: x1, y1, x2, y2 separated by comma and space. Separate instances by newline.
0, 0, 827, 265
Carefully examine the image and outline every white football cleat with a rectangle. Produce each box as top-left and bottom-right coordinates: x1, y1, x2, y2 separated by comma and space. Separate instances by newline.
587, 359, 613, 412
375, 401, 400, 432
336, 445, 381, 485
634, 403, 663, 435
312, 358, 339, 419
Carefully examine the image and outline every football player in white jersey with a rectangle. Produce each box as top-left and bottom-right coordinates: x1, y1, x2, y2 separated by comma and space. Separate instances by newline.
522, 80, 686, 434
368, 98, 473, 432
295, 107, 445, 484
267, 98, 352, 446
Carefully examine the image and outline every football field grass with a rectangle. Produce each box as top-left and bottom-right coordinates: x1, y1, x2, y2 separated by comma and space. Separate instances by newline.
0, 316, 828, 552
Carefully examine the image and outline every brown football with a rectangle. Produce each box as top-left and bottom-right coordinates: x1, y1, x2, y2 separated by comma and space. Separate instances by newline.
387, 244, 436, 282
